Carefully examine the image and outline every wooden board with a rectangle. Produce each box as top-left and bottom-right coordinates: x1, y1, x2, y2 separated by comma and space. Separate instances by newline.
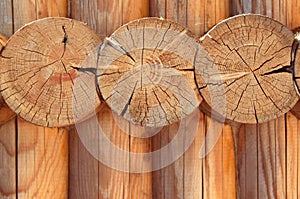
0, 0, 300, 198
68, 1, 151, 198
0, 118, 16, 199
0, 0, 69, 198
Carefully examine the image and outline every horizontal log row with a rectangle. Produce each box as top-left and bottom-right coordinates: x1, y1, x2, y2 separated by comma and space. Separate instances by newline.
0, 14, 299, 127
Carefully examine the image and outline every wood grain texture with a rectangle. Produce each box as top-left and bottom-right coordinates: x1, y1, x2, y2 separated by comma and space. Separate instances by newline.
150, 1, 233, 199
0, 0, 13, 37
0, 17, 101, 127
286, 112, 298, 198
196, 14, 298, 124
0, 118, 16, 199
0, 3, 16, 199
97, 17, 200, 127
222, 123, 236, 199
6, 1, 69, 198
17, 118, 68, 198
69, 0, 151, 198
230, 1, 299, 198
204, 116, 223, 199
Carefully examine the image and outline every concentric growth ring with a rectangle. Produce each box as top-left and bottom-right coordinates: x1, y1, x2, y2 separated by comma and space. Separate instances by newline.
195, 14, 299, 123
97, 17, 201, 127
0, 18, 102, 127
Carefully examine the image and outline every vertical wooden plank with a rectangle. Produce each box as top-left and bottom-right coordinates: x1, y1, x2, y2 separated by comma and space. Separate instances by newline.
122, 2, 152, 198
123, 0, 149, 24
153, 122, 182, 199
17, 119, 68, 198
275, 116, 287, 198
287, 0, 300, 30
257, 120, 276, 199
128, 123, 152, 199
0, 2, 16, 198
12, 0, 36, 31
69, 0, 107, 37
11, 1, 69, 198
233, 124, 246, 199
204, 116, 223, 199
186, 0, 204, 36
230, 1, 294, 199
286, 113, 298, 199
69, 126, 99, 199
151, 1, 231, 198
0, 0, 13, 37
222, 124, 236, 199
150, 0, 194, 198
0, 118, 16, 199
183, 112, 204, 199
201, 1, 231, 199
245, 125, 258, 199
150, 0, 166, 18
69, 1, 151, 198
36, 0, 68, 19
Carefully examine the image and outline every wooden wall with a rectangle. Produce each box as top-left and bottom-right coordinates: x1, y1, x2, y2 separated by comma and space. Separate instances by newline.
0, 0, 299, 198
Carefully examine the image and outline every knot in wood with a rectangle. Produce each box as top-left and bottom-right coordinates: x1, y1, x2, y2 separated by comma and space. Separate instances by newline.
0, 18, 102, 127
97, 18, 201, 127
195, 14, 299, 123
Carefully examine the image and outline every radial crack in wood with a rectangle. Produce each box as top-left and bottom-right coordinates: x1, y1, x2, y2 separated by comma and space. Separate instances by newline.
97, 17, 201, 127
195, 14, 299, 123
0, 18, 102, 127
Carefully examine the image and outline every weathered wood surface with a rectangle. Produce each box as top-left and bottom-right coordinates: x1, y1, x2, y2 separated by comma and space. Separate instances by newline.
231, 1, 300, 199
0, 17, 101, 127
69, 0, 152, 198
97, 17, 200, 127
1, 0, 300, 198
0, 0, 69, 198
196, 14, 298, 124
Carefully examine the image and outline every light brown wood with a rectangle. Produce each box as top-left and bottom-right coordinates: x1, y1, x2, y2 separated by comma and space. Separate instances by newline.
257, 120, 276, 198
275, 116, 286, 198
196, 14, 298, 124
0, 34, 15, 125
0, 118, 16, 199
36, 0, 68, 19
286, 112, 298, 198
0, 17, 101, 127
183, 111, 205, 199
204, 116, 223, 199
230, 2, 298, 199
0, 0, 13, 37
222, 124, 236, 199
17, 118, 68, 198
69, 1, 152, 199
69, 118, 100, 198
97, 17, 200, 127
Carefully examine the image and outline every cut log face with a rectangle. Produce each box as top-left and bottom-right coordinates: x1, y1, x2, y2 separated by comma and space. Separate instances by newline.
0, 18, 102, 127
195, 14, 299, 123
97, 18, 201, 127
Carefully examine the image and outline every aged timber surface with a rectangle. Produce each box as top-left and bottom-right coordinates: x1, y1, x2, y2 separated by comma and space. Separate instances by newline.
97, 17, 201, 127
0, 17, 101, 127
195, 14, 298, 124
